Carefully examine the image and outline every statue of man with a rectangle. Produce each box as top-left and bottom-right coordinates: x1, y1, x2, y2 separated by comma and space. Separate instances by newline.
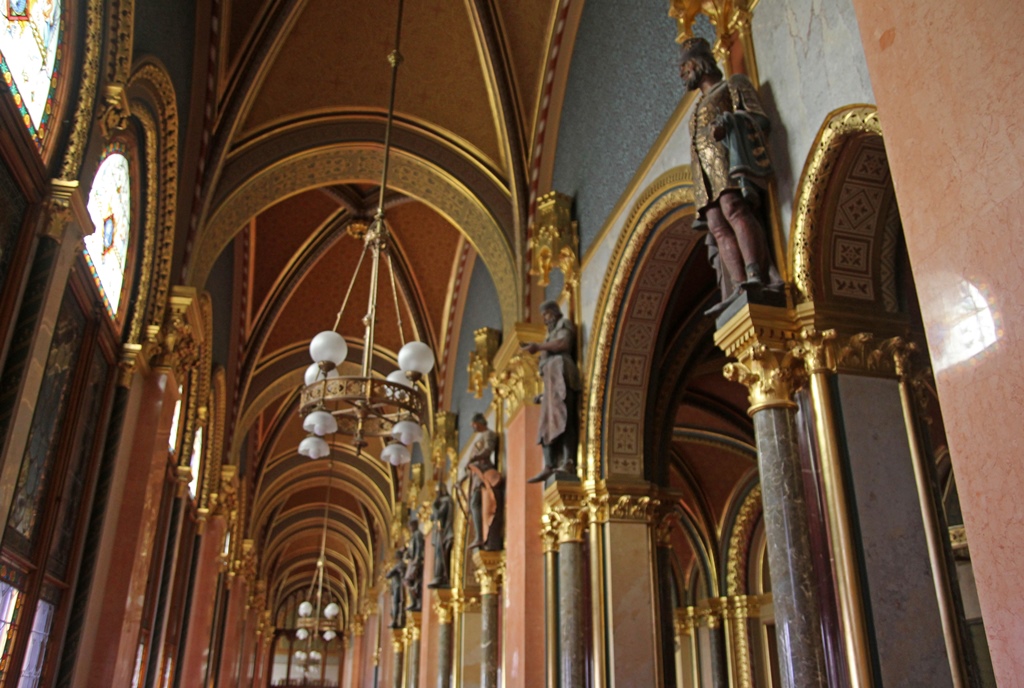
385, 548, 406, 628
524, 300, 580, 483
403, 514, 425, 611
465, 413, 504, 550
428, 483, 455, 588
680, 36, 782, 316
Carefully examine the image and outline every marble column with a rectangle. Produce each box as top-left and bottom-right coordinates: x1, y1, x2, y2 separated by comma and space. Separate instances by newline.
725, 596, 754, 688
473, 550, 505, 688
432, 591, 453, 688
702, 605, 729, 688
391, 628, 405, 688
717, 304, 827, 688
544, 481, 587, 688
406, 612, 421, 688
675, 608, 700, 688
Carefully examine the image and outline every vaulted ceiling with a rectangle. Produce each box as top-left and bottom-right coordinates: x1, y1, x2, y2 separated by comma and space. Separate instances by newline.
186, 0, 561, 630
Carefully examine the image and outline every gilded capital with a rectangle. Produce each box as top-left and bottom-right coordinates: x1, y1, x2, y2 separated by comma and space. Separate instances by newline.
41, 179, 86, 242
432, 589, 454, 625
529, 191, 580, 291
674, 607, 697, 636
154, 287, 204, 376
543, 481, 588, 543
468, 327, 502, 398
715, 304, 803, 414
391, 628, 405, 653
791, 328, 837, 376
489, 323, 545, 421
668, 0, 758, 56
472, 550, 505, 596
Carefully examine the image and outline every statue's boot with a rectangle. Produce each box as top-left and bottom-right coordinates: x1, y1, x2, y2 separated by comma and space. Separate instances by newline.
741, 262, 766, 290
704, 286, 743, 317
555, 460, 576, 475
526, 466, 555, 483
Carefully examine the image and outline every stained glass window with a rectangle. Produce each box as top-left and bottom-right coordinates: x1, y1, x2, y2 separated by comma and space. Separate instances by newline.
84, 146, 132, 318
0, 0, 63, 147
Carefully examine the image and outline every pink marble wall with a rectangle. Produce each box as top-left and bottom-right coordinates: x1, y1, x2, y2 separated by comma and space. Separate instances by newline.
180, 518, 227, 685
605, 520, 659, 687
502, 405, 546, 688
851, 2, 1024, 683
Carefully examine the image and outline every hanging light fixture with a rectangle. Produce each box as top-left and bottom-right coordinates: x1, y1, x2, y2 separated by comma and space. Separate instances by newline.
295, 459, 342, 660
298, 0, 430, 463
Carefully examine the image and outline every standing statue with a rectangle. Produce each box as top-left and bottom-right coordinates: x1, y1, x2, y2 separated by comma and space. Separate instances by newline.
465, 413, 504, 551
680, 36, 782, 316
524, 301, 581, 483
428, 483, 455, 588
385, 548, 406, 629
403, 513, 425, 612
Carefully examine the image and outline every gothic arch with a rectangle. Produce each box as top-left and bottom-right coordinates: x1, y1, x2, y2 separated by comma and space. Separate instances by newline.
584, 167, 699, 480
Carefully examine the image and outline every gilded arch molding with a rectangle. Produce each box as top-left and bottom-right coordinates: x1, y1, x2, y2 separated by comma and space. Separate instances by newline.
789, 105, 882, 304
584, 167, 697, 480
187, 145, 521, 332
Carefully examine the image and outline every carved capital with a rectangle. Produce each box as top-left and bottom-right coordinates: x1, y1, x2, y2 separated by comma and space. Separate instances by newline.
715, 304, 803, 414
432, 589, 454, 625
674, 607, 697, 636
529, 191, 580, 290
391, 628, 406, 653
98, 83, 131, 137
472, 550, 505, 596
350, 613, 366, 637
489, 324, 545, 421
118, 343, 147, 387
543, 481, 588, 543
609, 494, 661, 522
467, 327, 502, 398
791, 328, 837, 376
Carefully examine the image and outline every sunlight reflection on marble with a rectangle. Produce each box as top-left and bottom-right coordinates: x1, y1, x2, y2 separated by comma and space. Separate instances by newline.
932, 280, 1000, 373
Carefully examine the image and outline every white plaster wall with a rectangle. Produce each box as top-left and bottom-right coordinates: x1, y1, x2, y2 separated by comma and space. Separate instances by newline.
752, 0, 876, 237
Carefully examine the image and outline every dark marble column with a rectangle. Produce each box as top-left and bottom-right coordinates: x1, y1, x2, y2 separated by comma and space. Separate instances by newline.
704, 609, 730, 688
558, 540, 585, 687
473, 550, 504, 688
752, 407, 828, 688
432, 591, 453, 688
717, 306, 828, 688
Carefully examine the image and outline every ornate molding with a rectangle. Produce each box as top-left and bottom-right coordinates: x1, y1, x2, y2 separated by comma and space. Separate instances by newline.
489, 324, 545, 422
833, 332, 911, 378
529, 191, 580, 292
153, 286, 203, 377
432, 589, 454, 625
40, 180, 87, 242
467, 327, 501, 398
432, 410, 458, 480
98, 83, 131, 137
59, 0, 103, 180
608, 494, 661, 522
789, 106, 882, 304
542, 481, 588, 543
669, 0, 760, 61
472, 550, 505, 596
725, 485, 762, 595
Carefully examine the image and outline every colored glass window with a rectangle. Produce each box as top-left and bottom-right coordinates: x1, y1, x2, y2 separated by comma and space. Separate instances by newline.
84, 147, 132, 318
0, 0, 63, 147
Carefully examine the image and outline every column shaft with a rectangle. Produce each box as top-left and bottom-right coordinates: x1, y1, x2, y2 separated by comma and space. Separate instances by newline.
752, 406, 827, 688
558, 540, 585, 688
481, 591, 499, 688
435, 621, 452, 688
407, 632, 421, 688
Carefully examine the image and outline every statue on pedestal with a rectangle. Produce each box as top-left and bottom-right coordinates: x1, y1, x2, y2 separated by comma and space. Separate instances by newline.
465, 413, 504, 551
680, 37, 783, 316
524, 301, 581, 483
428, 483, 455, 588
385, 548, 406, 629
403, 513, 424, 611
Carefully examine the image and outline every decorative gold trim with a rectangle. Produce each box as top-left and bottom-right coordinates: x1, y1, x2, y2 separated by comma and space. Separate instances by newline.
789, 106, 881, 304
529, 191, 580, 294
467, 327, 501, 399
669, 0, 760, 62
725, 486, 762, 595
126, 61, 179, 353
59, 0, 103, 181
834, 332, 906, 378
949, 525, 967, 551
189, 146, 521, 333
432, 589, 454, 625
432, 410, 458, 481
608, 494, 661, 522
725, 595, 754, 688
584, 170, 695, 480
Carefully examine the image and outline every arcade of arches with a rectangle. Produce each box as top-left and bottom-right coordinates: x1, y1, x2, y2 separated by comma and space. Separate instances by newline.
0, 1, 1020, 687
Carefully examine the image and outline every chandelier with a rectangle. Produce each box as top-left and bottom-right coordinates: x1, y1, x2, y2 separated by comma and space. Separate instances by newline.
297, 0, 431, 465
294, 458, 341, 673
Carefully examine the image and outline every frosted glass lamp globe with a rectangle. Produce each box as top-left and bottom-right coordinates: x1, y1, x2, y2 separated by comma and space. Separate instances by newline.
298, 436, 330, 459
309, 331, 348, 366
298, 600, 314, 617
303, 410, 338, 436
398, 341, 434, 376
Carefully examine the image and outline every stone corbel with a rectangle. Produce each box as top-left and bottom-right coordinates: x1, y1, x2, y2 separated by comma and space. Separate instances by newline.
40, 179, 88, 243
489, 323, 546, 422
98, 83, 131, 137
467, 327, 502, 398
529, 191, 580, 295
153, 286, 204, 376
